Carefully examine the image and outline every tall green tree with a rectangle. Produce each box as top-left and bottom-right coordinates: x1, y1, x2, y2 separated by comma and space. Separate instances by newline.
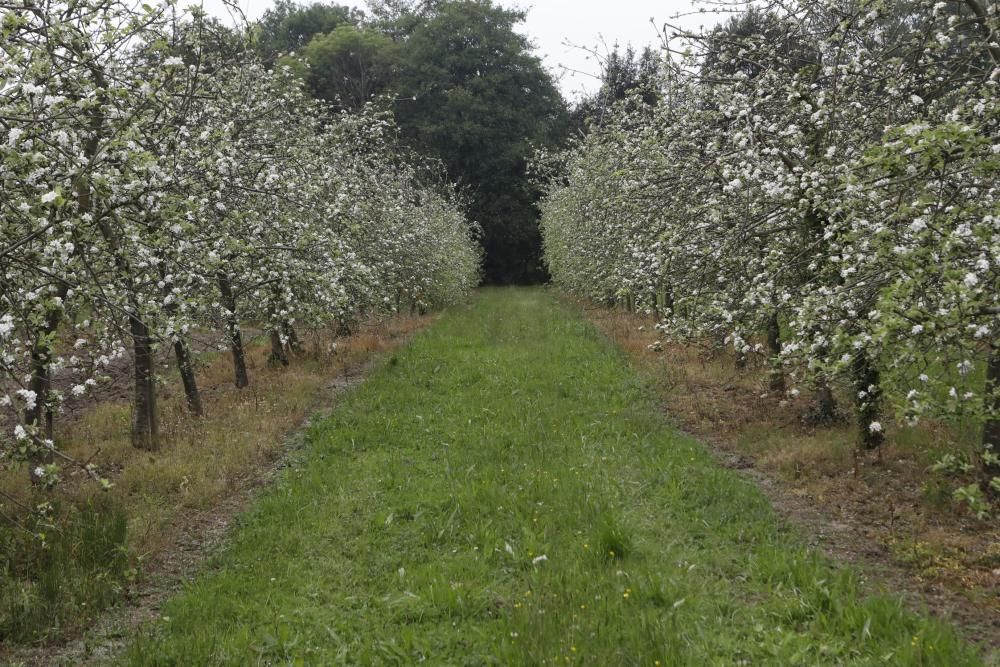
383, 0, 569, 283
259, 0, 569, 283
269, 0, 569, 283
257, 0, 362, 63
301, 25, 398, 109
572, 46, 661, 131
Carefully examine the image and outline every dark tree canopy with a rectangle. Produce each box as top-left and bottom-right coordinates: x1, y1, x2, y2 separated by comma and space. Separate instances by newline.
257, 0, 363, 63
700, 8, 818, 80
256, 0, 570, 284
301, 25, 398, 109
572, 46, 661, 131
385, 1, 569, 283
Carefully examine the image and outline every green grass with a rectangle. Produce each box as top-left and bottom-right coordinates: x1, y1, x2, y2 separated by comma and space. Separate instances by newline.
122, 287, 981, 665
1, 498, 131, 644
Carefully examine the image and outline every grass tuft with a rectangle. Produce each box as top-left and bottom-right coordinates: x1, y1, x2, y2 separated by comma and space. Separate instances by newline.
1, 497, 131, 643
596, 514, 632, 562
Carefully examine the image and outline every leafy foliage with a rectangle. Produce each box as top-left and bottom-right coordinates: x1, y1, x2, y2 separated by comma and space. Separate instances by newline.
571, 46, 662, 131
256, 0, 363, 63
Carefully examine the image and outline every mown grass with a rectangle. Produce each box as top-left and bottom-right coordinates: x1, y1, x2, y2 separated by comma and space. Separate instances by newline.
122, 287, 982, 665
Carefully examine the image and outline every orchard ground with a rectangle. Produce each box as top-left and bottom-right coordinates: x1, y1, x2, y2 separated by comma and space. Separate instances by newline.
580, 300, 1000, 650
115, 288, 987, 665
0, 312, 434, 656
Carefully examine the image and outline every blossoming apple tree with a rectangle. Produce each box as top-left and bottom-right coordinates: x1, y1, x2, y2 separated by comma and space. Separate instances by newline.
539, 0, 1000, 505
0, 0, 480, 486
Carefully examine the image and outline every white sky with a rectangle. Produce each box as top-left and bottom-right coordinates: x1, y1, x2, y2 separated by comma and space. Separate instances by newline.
502, 1, 724, 99
198, 0, 727, 100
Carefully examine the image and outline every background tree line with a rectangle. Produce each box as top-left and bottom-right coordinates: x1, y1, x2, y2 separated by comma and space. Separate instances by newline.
256, 0, 571, 283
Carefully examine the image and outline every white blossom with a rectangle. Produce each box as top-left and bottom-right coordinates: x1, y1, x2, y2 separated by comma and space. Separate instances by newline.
15, 389, 37, 410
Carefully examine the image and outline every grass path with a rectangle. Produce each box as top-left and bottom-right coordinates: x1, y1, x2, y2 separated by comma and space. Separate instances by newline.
124, 288, 979, 665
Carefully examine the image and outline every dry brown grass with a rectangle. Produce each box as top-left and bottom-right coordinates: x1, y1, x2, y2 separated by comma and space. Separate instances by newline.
576, 297, 1000, 623
0, 313, 432, 564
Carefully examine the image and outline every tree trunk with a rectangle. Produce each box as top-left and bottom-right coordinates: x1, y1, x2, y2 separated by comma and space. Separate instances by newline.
655, 287, 675, 319
813, 377, 838, 423
130, 313, 158, 450
218, 274, 249, 388
24, 285, 69, 483
160, 267, 202, 415
283, 321, 303, 356
766, 313, 785, 392
268, 330, 289, 366
89, 183, 160, 447
25, 348, 54, 484
82, 148, 162, 446
982, 343, 1000, 494
851, 350, 884, 450
336, 318, 354, 338
25, 347, 54, 442
173, 339, 203, 416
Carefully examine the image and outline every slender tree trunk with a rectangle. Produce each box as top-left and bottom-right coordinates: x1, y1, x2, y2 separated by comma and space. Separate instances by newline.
159, 267, 202, 416
336, 318, 353, 338
130, 312, 158, 450
656, 286, 674, 319
25, 348, 54, 482
982, 343, 1000, 494
268, 330, 289, 366
173, 339, 203, 416
734, 346, 748, 370
283, 321, 303, 356
813, 377, 838, 422
807, 338, 839, 423
92, 204, 161, 448
24, 284, 68, 483
766, 313, 785, 392
25, 344, 55, 441
852, 350, 884, 450
218, 274, 249, 388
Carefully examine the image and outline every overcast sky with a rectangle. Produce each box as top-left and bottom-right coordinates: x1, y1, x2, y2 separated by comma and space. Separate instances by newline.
199, 0, 727, 100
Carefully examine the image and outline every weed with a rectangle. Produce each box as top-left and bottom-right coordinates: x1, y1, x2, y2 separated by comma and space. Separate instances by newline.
0, 498, 130, 643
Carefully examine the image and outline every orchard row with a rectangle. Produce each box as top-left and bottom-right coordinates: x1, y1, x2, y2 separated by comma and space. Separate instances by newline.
0, 0, 480, 484
539, 1, 1000, 507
